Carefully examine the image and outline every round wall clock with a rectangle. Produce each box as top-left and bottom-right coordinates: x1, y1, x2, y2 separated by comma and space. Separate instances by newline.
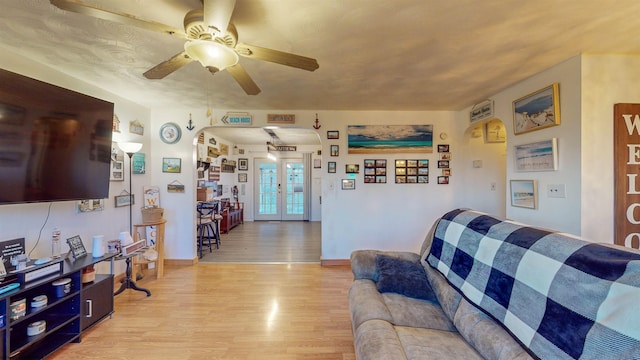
159, 122, 181, 144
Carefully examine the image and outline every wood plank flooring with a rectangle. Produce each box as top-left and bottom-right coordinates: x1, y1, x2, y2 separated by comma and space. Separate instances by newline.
199, 221, 322, 263
50, 263, 356, 359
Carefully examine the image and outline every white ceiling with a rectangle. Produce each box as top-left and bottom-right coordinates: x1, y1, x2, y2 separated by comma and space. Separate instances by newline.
2, 1, 640, 114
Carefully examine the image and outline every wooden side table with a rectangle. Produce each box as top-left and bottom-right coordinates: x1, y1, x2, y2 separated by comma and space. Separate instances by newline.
132, 219, 166, 279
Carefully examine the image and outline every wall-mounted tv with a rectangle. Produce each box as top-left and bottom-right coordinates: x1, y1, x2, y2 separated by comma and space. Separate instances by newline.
0, 68, 114, 204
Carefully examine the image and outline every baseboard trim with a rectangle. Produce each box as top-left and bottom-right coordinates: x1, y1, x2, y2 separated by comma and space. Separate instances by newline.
165, 258, 198, 266
321, 259, 350, 266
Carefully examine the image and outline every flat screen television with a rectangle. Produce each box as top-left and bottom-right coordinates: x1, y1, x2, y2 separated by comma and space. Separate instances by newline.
0, 68, 114, 204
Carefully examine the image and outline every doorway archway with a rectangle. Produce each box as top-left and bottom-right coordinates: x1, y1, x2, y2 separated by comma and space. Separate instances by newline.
194, 126, 322, 263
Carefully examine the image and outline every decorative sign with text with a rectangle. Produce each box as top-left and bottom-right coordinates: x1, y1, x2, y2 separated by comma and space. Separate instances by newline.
614, 103, 640, 249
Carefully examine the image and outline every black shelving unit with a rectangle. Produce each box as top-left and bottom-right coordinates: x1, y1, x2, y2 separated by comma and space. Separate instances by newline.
1, 253, 116, 359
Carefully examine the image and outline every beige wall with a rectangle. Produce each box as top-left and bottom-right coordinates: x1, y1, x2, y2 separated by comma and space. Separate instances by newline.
581, 55, 640, 243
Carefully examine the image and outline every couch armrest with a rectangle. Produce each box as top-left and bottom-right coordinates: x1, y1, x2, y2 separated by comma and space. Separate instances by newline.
351, 250, 420, 280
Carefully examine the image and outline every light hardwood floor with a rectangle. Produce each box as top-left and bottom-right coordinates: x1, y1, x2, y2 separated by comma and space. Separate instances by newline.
49, 223, 355, 359
199, 221, 322, 263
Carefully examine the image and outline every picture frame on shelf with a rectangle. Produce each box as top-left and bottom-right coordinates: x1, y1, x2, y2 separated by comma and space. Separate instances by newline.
513, 83, 560, 135
342, 179, 355, 190
238, 158, 248, 171
510, 179, 538, 209
328, 162, 336, 173
327, 130, 339, 139
66, 235, 88, 260
238, 173, 247, 182
514, 138, 558, 172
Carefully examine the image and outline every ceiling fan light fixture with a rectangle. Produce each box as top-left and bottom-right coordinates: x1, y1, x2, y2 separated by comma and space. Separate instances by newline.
184, 40, 238, 72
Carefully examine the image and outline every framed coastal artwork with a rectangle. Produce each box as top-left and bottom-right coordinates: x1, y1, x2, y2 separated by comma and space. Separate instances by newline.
513, 83, 560, 135
347, 125, 433, 154
514, 138, 558, 172
510, 180, 537, 209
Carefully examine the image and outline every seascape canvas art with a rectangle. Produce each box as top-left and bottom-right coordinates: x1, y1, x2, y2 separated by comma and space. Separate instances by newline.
347, 125, 433, 154
513, 83, 560, 134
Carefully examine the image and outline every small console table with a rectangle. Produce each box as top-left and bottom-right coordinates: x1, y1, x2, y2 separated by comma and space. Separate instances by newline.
132, 219, 166, 279
113, 219, 166, 297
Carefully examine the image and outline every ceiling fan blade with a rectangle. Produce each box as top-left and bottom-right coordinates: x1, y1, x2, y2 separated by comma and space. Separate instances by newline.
203, 0, 236, 38
225, 64, 261, 95
143, 51, 193, 79
50, 0, 185, 37
235, 43, 319, 72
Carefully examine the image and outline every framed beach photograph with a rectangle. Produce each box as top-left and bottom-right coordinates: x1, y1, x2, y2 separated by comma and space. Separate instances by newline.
327, 130, 339, 139
510, 180, 538, 209
347, 125, 433, 154
330, 145, 339, 157
162, 157, 182, 173
513, 83, 560, 135
345, 164, 360, 173
515, 138, 558, 172
342, 179, 355, 190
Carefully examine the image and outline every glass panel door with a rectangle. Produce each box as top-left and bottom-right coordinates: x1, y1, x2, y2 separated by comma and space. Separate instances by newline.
254, 158, 305, 221
283, 160, 304, 221
254, 159, 281, 221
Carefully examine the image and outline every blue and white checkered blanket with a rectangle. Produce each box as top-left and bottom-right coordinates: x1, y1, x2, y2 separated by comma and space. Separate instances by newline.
426, 209, 640, 359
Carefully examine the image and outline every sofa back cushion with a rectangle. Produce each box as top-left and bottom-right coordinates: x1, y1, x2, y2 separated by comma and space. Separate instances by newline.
376, 254, 438, 302
425, 209, 640, 360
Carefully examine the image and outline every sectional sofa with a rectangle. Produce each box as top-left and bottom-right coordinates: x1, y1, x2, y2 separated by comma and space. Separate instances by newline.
349, 209, 640, 359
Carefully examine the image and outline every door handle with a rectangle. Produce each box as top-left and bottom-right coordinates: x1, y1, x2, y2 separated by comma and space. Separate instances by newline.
86, 299, 92, 318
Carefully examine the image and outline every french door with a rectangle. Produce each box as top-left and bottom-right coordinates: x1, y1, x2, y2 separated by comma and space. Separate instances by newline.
254, 158, 305, 221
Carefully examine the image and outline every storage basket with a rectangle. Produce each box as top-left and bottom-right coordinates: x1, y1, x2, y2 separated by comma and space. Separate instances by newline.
141, 207, 164, 223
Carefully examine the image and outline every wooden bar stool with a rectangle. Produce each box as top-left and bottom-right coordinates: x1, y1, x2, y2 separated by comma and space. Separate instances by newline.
197, 202, 220, 258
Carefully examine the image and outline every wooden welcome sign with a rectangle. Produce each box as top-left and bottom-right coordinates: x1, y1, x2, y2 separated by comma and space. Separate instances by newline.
614, 103, 640, 248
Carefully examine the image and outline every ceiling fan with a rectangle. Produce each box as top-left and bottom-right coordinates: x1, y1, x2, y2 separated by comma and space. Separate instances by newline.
49, 0, 319, 95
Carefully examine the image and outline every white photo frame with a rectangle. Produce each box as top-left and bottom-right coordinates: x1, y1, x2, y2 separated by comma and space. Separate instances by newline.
510, 180, 537, 209
514, 138, 558, 172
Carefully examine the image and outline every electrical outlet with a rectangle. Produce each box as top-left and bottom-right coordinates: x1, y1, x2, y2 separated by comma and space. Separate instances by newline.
547, 184, 566, 198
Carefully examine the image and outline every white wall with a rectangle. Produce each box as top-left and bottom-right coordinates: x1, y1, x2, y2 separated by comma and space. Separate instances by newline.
581, 55, 640, 243
9, 48, 628, 263
146, 109, 494, 261
318, 111, 460, 259
0, 50, 152, 273
496, 56, 583, 235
